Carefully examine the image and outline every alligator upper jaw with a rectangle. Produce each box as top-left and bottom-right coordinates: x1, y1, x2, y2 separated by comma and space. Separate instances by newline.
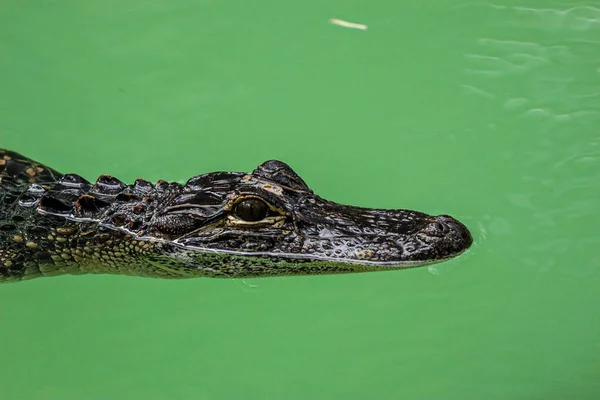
288, 195, 474, 265
168, 207, 473, 269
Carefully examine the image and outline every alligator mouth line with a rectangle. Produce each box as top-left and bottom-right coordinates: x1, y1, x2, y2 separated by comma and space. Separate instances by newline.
174, 243, 467, 266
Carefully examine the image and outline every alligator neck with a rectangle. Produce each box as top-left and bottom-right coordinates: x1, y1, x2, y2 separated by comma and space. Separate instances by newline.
1, 214, 201, 282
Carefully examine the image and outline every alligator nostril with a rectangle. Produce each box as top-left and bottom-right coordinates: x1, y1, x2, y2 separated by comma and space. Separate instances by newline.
434, 222, 447, 234
433, 215, 473, 247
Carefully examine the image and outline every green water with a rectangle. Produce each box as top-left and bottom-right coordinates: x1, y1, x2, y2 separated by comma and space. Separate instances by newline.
1, 1, 599, 399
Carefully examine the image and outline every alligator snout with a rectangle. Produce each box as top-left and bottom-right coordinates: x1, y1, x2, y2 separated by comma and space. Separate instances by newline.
422, 214, 473, 250
385, 214, 473, 264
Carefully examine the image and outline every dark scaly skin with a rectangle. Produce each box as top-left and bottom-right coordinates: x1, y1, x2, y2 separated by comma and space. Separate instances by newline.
0, 149, 473, 283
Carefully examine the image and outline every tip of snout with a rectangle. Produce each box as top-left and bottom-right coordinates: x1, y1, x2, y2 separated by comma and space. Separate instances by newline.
431, 215, 473, 250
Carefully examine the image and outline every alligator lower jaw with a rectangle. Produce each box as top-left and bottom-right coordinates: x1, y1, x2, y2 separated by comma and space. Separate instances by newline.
170, 244, 470, 278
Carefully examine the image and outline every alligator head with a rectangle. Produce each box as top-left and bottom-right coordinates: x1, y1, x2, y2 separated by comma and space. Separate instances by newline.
131, 160, 473, 277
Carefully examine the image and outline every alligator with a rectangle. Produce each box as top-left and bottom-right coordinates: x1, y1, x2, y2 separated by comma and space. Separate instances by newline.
0, 149, 473, 283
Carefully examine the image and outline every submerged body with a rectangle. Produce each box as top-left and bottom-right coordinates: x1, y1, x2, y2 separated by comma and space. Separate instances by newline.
0, 149, 472, 282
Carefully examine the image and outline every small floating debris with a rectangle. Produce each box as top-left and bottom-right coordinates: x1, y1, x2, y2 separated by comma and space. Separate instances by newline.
329, 18, 368, 31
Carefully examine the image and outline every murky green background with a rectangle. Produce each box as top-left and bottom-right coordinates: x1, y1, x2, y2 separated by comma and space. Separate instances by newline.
1, 1, 599, 399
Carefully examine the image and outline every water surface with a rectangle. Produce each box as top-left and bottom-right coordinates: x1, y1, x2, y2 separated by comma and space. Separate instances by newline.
1, 1, 599, 399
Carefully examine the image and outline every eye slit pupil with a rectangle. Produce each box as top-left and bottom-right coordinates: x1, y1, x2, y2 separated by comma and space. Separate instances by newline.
235, 198, 268, 222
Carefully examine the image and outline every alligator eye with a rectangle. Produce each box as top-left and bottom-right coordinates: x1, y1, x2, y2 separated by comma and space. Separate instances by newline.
235, 198, 269, 222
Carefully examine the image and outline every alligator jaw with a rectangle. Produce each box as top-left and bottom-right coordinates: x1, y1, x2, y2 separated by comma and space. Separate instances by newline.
166, 193, 473, 277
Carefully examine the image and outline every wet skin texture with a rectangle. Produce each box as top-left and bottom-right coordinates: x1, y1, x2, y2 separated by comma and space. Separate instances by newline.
0, 149, 472, 282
